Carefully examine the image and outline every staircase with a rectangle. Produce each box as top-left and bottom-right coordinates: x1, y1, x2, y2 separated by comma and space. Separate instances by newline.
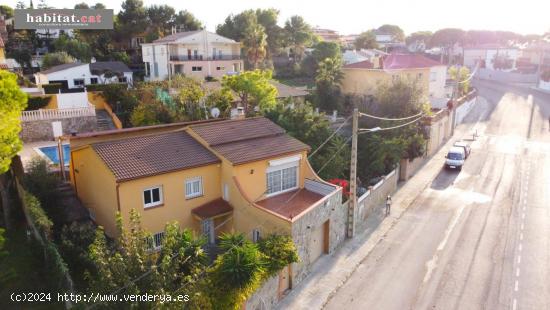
56, 181, 91, 223
96, 110, 117, 131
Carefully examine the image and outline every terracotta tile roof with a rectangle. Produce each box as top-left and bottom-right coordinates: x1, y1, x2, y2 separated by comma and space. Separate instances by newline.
192, 198, 233, 219
191, 117, 285, 146
343, 60, 375, 69
190, 117, 310, 164
382, 53, 443, 69
256, 189, 324, 220
92, 131, 220, 182
213, 134, 310, 165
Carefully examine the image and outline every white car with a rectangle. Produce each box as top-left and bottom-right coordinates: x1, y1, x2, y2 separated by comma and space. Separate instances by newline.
445, 146, 466, 170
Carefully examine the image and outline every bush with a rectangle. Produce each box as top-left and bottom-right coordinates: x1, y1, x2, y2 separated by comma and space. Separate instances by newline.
85, 83, 127, 92
542, 70, 550, 82
130, 101, 173, 127
257, 234, 299, 276
25, 96, 51, 110
23, 158, 62, 224
42, 83, 64, 94
24, 192, 53, 240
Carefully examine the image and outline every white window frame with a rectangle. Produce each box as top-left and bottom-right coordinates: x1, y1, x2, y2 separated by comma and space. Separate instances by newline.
185, 177, 203, 199
266, 160, 299, 197
192, 66, 203, 72
73, 78, 85, 87
143, 186, 163, 208
430, 71, 437, 82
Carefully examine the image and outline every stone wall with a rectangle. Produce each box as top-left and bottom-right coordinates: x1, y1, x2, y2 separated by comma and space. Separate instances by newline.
21, 116, 97, 142
245, 275, 279, 310
245, 189, 344, 310
290, 189, 345, 284
356, 169, 398, 233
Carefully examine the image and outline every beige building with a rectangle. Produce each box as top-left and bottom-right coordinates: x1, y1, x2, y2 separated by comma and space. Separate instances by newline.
141, 30, 244, 81
341, 53, 447, 99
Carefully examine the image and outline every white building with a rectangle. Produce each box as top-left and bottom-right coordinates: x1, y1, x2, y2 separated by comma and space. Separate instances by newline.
463, 45, 519, 71
141, 30, 243, 81
34, 61, 133, 89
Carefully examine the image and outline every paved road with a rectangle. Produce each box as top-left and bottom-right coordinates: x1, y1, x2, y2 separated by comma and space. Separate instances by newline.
324, 80, 550, 310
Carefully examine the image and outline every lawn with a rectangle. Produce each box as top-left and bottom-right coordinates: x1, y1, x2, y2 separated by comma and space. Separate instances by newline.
0, 226, 65, 309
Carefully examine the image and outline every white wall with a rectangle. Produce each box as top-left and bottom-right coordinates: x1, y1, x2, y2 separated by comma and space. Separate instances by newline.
429, 66, 447, 98
37, 64, 132, 88
56, 92, 90, 109
455, 97, 476, 125
41, 64, 90, 88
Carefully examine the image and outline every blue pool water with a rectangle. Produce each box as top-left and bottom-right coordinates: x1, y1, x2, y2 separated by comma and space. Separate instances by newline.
39, 145, 70, 166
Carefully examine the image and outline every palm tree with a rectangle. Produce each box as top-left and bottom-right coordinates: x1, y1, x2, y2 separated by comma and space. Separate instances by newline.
315, 57, 344, 87
243, 23, 268, 69
284, 15, 313, 63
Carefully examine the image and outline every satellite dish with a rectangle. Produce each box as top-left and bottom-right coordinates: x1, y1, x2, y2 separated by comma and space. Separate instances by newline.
210, 107, 220, 118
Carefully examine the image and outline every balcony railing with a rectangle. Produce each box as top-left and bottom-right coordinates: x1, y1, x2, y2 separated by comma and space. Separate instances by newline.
21, 105, 96, 121
169, 55, 241, 61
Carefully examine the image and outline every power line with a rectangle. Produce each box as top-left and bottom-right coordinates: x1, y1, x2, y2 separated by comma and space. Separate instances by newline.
316, 136, 352, 175
308, 115, 352, 159
359, 111, 423, 121
358, 115, 424, 134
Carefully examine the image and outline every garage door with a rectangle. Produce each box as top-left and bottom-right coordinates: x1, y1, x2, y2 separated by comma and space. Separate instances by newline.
309, 220, 329, 264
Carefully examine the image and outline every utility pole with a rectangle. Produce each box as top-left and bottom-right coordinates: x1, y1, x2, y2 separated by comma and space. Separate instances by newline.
347, 108, 359, 238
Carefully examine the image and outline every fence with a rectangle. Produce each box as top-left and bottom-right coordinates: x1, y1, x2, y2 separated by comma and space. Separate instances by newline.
21, 106, 96, 122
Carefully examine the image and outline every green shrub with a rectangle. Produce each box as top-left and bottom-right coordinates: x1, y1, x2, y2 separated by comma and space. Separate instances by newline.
43, 83, 63, 94
25, 96, 51, 110
24, 192, 53, 239
258, 234, 299, 276
85, 83, 127, 92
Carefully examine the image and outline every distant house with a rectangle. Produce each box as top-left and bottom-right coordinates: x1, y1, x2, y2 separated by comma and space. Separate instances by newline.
312, 28, 341, 43
375, 30, 405, 50
202, 80, 309, 104
341, 53, 447, 99
141, 30, 244, 81
462, 44, 519, 71
34, 61, 133, 89
342, 49, 388, 65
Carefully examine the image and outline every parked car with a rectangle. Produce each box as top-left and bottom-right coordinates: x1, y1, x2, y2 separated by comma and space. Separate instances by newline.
453, 141, 471, 158
445, 146, 466, 170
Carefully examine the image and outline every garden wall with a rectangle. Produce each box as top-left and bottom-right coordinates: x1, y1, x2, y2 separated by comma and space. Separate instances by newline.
355, 169, 398, 233
21, 116, 97, 142
476, 68, 537, 83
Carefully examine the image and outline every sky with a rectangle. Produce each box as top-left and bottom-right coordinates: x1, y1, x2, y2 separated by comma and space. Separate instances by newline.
6, 0, 550, 35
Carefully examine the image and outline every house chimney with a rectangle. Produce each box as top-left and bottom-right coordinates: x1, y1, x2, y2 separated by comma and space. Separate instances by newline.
230, 107, 245, 120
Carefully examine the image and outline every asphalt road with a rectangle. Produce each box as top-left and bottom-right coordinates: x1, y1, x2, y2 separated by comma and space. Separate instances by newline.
324, 80, 550, 310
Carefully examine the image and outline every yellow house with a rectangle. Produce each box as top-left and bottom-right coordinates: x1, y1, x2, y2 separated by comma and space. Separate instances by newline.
69, 117, 344, 293
0, 36, 7, 70
341, 53, 446, 97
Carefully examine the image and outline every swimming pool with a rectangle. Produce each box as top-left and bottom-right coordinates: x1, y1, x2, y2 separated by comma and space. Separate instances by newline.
38, 144, 70, 166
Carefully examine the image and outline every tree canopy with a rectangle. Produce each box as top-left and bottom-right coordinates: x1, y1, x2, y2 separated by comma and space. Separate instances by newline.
377, 24, 405, 42
221, 70, 277, 114
41, 52, 75, 70
354, 30, 378, 50
0, 71, 27, 174
284, 15, 314, 63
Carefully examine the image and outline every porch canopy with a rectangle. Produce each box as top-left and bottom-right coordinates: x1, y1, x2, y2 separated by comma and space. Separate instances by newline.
192, 198, 233, 220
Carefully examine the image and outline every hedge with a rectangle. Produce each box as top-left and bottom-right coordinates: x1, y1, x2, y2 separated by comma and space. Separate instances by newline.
26, 96, 52, 111
43, 83, 63, 94
85, 83, 127, 92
